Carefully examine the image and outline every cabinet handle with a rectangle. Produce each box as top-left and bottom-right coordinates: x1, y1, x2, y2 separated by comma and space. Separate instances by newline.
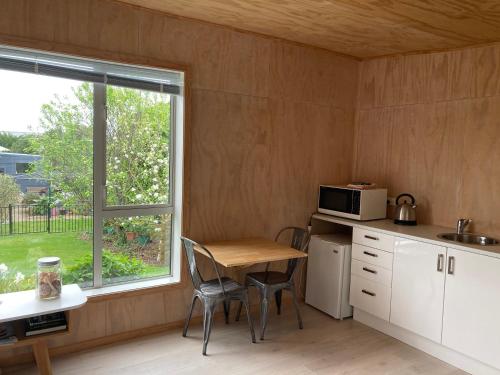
448, 256, 455, 275
364, 235, 379, 241
362, 289, 376, 297
333, 250, 338, 254
437, 254, 444, 272
363, 251, 378, 258
362, 267, 377, 274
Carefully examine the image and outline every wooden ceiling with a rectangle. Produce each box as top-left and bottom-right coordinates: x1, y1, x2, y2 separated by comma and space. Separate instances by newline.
117, 0, 500, 58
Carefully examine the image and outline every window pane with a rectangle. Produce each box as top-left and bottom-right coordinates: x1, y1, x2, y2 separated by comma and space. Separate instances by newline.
105, 86, 171, 206
0, 70, 94, 292
102, 213, 171, 285
15, 162, 31, 174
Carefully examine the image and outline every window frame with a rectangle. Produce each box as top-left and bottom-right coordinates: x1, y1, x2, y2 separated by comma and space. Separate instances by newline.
0, 45, 185, 294
92, 84, 182, 289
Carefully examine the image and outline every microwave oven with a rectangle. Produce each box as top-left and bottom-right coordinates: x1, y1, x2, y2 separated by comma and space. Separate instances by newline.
318, 185, 387, 221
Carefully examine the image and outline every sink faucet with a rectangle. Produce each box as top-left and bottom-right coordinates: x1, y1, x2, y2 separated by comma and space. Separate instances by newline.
457, 218, 472, 234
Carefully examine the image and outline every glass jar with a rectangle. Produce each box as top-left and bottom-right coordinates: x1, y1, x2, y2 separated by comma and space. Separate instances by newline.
36, 257, 62, 300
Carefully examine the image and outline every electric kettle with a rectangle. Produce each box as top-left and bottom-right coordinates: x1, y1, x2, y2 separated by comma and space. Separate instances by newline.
394, 193, 417, 225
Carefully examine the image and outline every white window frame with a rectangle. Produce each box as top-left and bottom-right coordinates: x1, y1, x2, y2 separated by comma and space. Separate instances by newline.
0, 45, 184, 295
92, 84, 184, 293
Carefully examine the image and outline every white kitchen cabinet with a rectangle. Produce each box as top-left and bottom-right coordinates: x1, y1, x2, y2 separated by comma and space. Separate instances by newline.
353, 228, 394, 252
390, 237, 446, 343
442, 248, 500, 370
352, 243, 394, 269
350, 275, 391, 321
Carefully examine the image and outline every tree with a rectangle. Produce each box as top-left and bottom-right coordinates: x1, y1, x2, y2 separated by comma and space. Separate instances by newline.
30, 83, 94, 208
0, 175, 21, 221
0, 132, 33, 153
30, 82, 171, 209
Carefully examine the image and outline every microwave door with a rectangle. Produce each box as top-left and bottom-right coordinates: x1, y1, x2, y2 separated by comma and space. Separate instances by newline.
319, 187, 354, 214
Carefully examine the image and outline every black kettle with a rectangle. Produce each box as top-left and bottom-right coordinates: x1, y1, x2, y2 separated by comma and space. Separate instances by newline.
394, 193, 417, 226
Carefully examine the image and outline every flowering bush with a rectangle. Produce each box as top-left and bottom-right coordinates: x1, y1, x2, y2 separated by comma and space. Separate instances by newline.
0, 264, 35, 293
105, 86, 170, 206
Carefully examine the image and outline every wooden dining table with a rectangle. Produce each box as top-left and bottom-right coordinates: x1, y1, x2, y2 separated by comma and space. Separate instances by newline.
195, 237, 307, 268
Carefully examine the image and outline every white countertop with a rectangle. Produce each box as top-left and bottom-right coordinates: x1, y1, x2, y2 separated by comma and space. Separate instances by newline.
0, 284, 87, 323
312, 213, 500, 259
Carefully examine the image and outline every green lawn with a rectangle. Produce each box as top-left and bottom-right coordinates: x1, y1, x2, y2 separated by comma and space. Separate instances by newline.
0, 231, 91, 276
0, 229, 170, 283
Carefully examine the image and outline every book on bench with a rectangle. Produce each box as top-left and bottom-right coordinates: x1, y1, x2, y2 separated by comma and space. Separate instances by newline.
24, 312, 67, 337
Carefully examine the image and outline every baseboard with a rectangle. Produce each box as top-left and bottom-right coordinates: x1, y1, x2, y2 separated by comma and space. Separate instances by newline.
354, 309, 500, 375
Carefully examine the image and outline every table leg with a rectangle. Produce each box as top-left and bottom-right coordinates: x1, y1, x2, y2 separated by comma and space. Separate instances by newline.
33, 339, 52, 375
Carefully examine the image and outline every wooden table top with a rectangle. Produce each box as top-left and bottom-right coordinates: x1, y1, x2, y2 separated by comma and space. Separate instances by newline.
196, 237, 307, 268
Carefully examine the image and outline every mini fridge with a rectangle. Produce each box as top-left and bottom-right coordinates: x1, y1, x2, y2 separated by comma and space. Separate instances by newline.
305, 234, 353, 319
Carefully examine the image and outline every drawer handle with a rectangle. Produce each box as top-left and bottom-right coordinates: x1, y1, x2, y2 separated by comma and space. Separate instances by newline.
364, 235, 379, 241
362, 289, 376, 297
362, 267, 377, 274
363, 251, 378, 258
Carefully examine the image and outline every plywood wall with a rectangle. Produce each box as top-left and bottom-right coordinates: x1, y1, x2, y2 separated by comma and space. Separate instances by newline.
0, 0, 358, 366
354, 44, 500, 237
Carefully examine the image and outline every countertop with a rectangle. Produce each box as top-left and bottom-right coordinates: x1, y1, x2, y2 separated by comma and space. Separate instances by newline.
312, 213, 500, 259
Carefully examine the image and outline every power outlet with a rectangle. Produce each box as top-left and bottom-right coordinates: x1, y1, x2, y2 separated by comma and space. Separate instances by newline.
387, 197, 397, 206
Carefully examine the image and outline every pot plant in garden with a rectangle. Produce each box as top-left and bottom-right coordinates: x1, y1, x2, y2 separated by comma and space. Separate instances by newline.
120, 217, 155, 243
122, 220, 138, 241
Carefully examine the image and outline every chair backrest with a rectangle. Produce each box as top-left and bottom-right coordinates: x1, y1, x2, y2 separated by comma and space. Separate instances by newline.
181, 237, 204, 290
180, 236, 226, 295
274, 227, 311, 280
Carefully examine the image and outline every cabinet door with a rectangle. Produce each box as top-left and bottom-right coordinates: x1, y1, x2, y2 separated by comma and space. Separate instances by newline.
305, 237, 342, 317
390, 238, 446, 342
442, 248, 500, 370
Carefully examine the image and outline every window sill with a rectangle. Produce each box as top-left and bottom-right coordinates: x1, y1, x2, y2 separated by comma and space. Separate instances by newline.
83, 275, 181, 299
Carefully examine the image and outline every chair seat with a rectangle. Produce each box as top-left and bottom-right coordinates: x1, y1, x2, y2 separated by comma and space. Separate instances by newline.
200, 277, 244, 296
246, 271, 290, 285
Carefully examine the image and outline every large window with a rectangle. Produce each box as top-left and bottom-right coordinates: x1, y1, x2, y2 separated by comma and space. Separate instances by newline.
0, 46, 184, 293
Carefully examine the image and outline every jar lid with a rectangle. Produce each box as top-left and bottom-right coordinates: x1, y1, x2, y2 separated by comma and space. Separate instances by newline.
38, 257, 60, 266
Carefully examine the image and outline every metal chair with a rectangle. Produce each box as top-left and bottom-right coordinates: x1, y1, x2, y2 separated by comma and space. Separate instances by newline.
181, 236, 256, 355
235, 227, 310, 340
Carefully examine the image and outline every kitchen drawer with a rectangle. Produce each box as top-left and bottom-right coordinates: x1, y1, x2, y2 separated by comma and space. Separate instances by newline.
351, 259, 392, 286
352, 243, 393, 270
353, 228, 394, 253
350, 275, 391, 321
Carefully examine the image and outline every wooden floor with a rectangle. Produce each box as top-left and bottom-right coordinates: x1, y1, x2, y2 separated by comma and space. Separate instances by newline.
8, 304, 466, 375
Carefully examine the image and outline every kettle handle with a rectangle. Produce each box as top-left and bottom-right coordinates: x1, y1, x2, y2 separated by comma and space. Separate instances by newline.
396, 193, 415, 205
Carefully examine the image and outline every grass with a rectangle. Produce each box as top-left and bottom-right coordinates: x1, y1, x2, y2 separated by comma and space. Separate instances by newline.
0, 231, 91, 276
0, 225, 170, 287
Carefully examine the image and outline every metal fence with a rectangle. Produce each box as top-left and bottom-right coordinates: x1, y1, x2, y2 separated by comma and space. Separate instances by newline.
0, 204, 93, 236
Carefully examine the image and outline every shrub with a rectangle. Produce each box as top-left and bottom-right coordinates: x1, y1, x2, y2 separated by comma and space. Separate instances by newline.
0, 175, 21, 221
32, 195, 54, 216
23, 192, 41, 205
0, 264, 35, 293
63, 250, 145, 284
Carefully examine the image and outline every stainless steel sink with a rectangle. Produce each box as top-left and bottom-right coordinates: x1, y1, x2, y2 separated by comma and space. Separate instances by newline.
437, 233, 499, 246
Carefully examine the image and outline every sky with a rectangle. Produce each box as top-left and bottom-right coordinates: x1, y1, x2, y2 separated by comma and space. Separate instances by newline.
0, 70, 80, 133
